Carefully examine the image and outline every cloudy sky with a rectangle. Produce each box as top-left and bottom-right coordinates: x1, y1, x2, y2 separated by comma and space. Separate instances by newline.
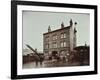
23, 11, 90, 52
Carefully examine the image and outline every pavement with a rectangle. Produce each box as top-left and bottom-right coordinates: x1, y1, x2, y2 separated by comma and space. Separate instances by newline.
23, 60, 85, 69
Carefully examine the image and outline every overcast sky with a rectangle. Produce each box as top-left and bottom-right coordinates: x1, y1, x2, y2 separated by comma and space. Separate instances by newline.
23, 11, 90, 52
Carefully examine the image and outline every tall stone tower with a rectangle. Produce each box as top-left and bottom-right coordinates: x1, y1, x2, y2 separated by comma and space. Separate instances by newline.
69, 19, 77, 51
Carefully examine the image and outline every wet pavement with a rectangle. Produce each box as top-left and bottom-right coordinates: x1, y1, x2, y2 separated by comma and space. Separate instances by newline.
23, 60, 82, 69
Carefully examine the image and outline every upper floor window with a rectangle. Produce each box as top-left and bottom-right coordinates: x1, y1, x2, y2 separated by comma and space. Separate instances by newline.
61, 33, 66, 39
52, 35, 57, 40
45, 44, 49, 49
52, 42, 57, 48
45, 36, 49, 42
63, 33, 66, 38
61, 42, 63, 47
49, 42, 52, 49
61, 33, 63, 39
60, 41, 67, 47
63, 42, 66, 47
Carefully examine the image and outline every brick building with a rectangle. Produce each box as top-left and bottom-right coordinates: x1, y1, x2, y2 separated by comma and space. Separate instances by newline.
43, 19, 77, 60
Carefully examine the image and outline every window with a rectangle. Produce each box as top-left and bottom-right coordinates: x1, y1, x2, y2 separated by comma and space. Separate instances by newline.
60, 42, 67, 47
45, 44, 49, 49
52, 35, 57, 40
53, 42, 57, 48
45, 36, 49, 42
61, 33, 66, 39
61, 42, 63, 47
61, 33, 63, 39
49, 42, 52, 49
63, 33, 66, 38
64, 42, 66, 47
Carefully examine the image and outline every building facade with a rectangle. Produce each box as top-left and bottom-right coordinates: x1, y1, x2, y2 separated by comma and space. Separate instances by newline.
43, 19, 77, 59
68, 44, 89, 65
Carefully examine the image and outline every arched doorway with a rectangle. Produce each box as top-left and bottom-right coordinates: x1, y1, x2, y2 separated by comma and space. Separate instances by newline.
52, 51, 60, 60
59, 50, 67, 61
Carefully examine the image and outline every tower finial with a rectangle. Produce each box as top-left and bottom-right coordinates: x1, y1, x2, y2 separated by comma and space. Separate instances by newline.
61, 22, 64, 28
48, 25, 51, 32
74, 22, 77, 33
85, 41, 87, 46
70, 19, 73, 26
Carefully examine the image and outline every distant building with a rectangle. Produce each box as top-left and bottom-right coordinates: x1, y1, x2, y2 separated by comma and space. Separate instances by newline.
23, 49, 33, 56
43, 19, 77, 59
23, 48, 43, 64
74, 45, 89, 65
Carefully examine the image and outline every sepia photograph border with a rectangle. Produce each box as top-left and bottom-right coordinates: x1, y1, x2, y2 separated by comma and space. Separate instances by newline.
11, 0, 97, 79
